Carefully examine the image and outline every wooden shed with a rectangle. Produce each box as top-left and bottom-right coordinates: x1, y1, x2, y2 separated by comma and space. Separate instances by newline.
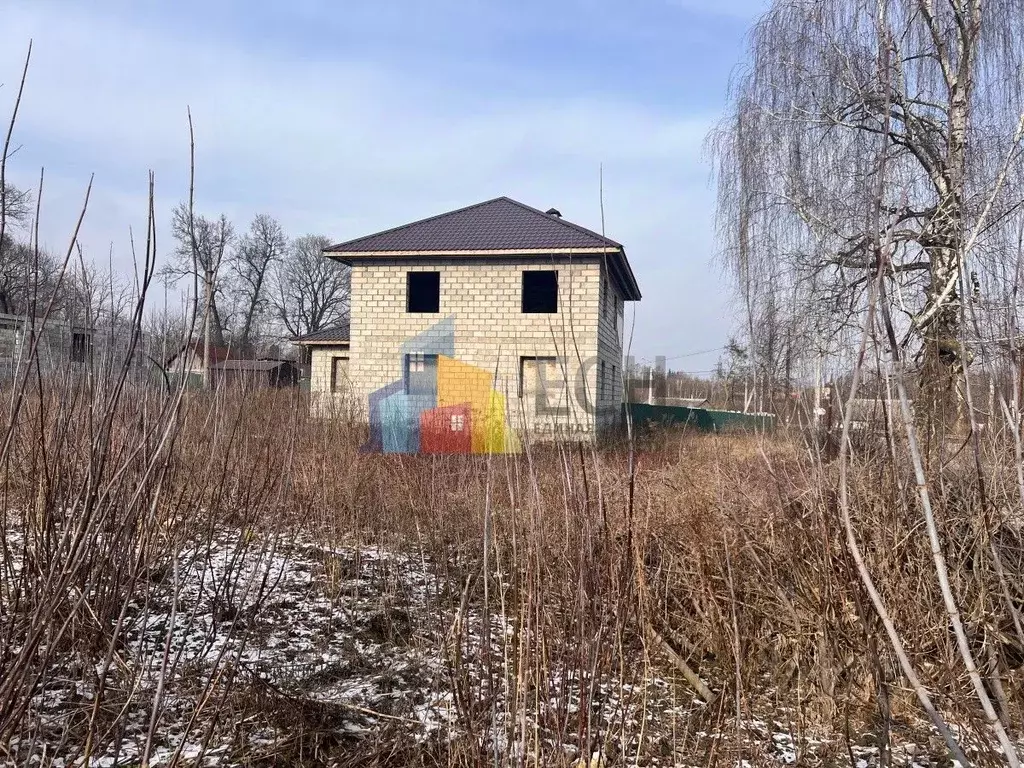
210, 359, 299, 389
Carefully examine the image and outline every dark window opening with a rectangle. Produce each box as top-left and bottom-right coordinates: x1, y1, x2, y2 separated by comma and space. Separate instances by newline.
522, 270, 558, 314
70, 332, 88, 363
407, 271, 440, 313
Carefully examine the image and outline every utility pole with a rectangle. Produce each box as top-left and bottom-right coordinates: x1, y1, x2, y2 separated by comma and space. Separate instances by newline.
161, 278, 168, 382
203, 269, 211, 389
813, 351, 823, 429
201, 217, 228, 390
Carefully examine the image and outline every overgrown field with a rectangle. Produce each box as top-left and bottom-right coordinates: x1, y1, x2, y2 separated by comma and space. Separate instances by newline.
1, 382, 1022, 767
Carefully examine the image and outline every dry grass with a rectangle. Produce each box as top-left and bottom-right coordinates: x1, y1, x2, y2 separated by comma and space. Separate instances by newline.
1, 28, 1022, 766
0, 374, 1021, 766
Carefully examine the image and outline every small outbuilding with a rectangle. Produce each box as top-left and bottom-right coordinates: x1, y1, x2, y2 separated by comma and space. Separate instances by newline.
164, 341, 299, 389
211, 359, 299, 389
293, 322, 351, 412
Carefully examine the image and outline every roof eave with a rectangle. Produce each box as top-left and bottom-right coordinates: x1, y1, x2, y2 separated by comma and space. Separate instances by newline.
324, 246, 621, 259
613, 248, 642, 301
294, 339, 351, 346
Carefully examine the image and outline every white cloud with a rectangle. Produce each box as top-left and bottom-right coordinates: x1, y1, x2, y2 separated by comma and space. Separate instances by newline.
0, 0, 732, 365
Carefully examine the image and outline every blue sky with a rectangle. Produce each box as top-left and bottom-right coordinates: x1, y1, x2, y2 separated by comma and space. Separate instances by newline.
0, 0, 766, 371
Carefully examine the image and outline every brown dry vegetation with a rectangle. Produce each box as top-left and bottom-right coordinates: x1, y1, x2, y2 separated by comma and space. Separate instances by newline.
0, 377, 1022, 767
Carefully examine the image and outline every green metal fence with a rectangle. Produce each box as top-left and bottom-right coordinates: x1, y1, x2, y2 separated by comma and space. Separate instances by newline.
626, 403, 775, 433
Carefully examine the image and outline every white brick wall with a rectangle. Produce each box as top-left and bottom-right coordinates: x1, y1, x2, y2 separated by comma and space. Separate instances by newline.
595, 262, 626, 431
335, 256, 621, 438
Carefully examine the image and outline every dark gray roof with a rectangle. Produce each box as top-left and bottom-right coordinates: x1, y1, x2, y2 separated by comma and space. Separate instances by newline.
293, 321, 350, 344
324, 197, 640, 300
326, 196, 623, 252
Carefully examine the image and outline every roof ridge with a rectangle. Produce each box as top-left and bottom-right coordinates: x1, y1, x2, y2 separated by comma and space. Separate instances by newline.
499, 197, 623, 249
326, 197, 510, 252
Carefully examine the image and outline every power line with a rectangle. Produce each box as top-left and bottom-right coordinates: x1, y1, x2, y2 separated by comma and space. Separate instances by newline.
628, 346, 727, 364
664, 346, 726, 361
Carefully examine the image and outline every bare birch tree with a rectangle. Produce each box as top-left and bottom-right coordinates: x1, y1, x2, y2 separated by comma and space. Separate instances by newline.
0, 184, 52, 315
0, 241, 64, 316
229, 214, 286, 353
271, 234, 349, 338
713, 0, 1024, 425
0, 184, 30, 227
164, 203, 233, 348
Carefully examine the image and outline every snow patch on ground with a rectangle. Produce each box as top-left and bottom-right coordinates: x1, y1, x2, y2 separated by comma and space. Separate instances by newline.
3, 529, 1017, 766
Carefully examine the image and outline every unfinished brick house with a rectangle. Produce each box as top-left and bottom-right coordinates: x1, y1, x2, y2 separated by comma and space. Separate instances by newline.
295, 196, 641, 453
0, 312, 93, 380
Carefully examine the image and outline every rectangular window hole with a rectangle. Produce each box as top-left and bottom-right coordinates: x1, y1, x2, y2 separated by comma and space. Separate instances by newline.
522, 270, 558, 314
407, 271, 440, 313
